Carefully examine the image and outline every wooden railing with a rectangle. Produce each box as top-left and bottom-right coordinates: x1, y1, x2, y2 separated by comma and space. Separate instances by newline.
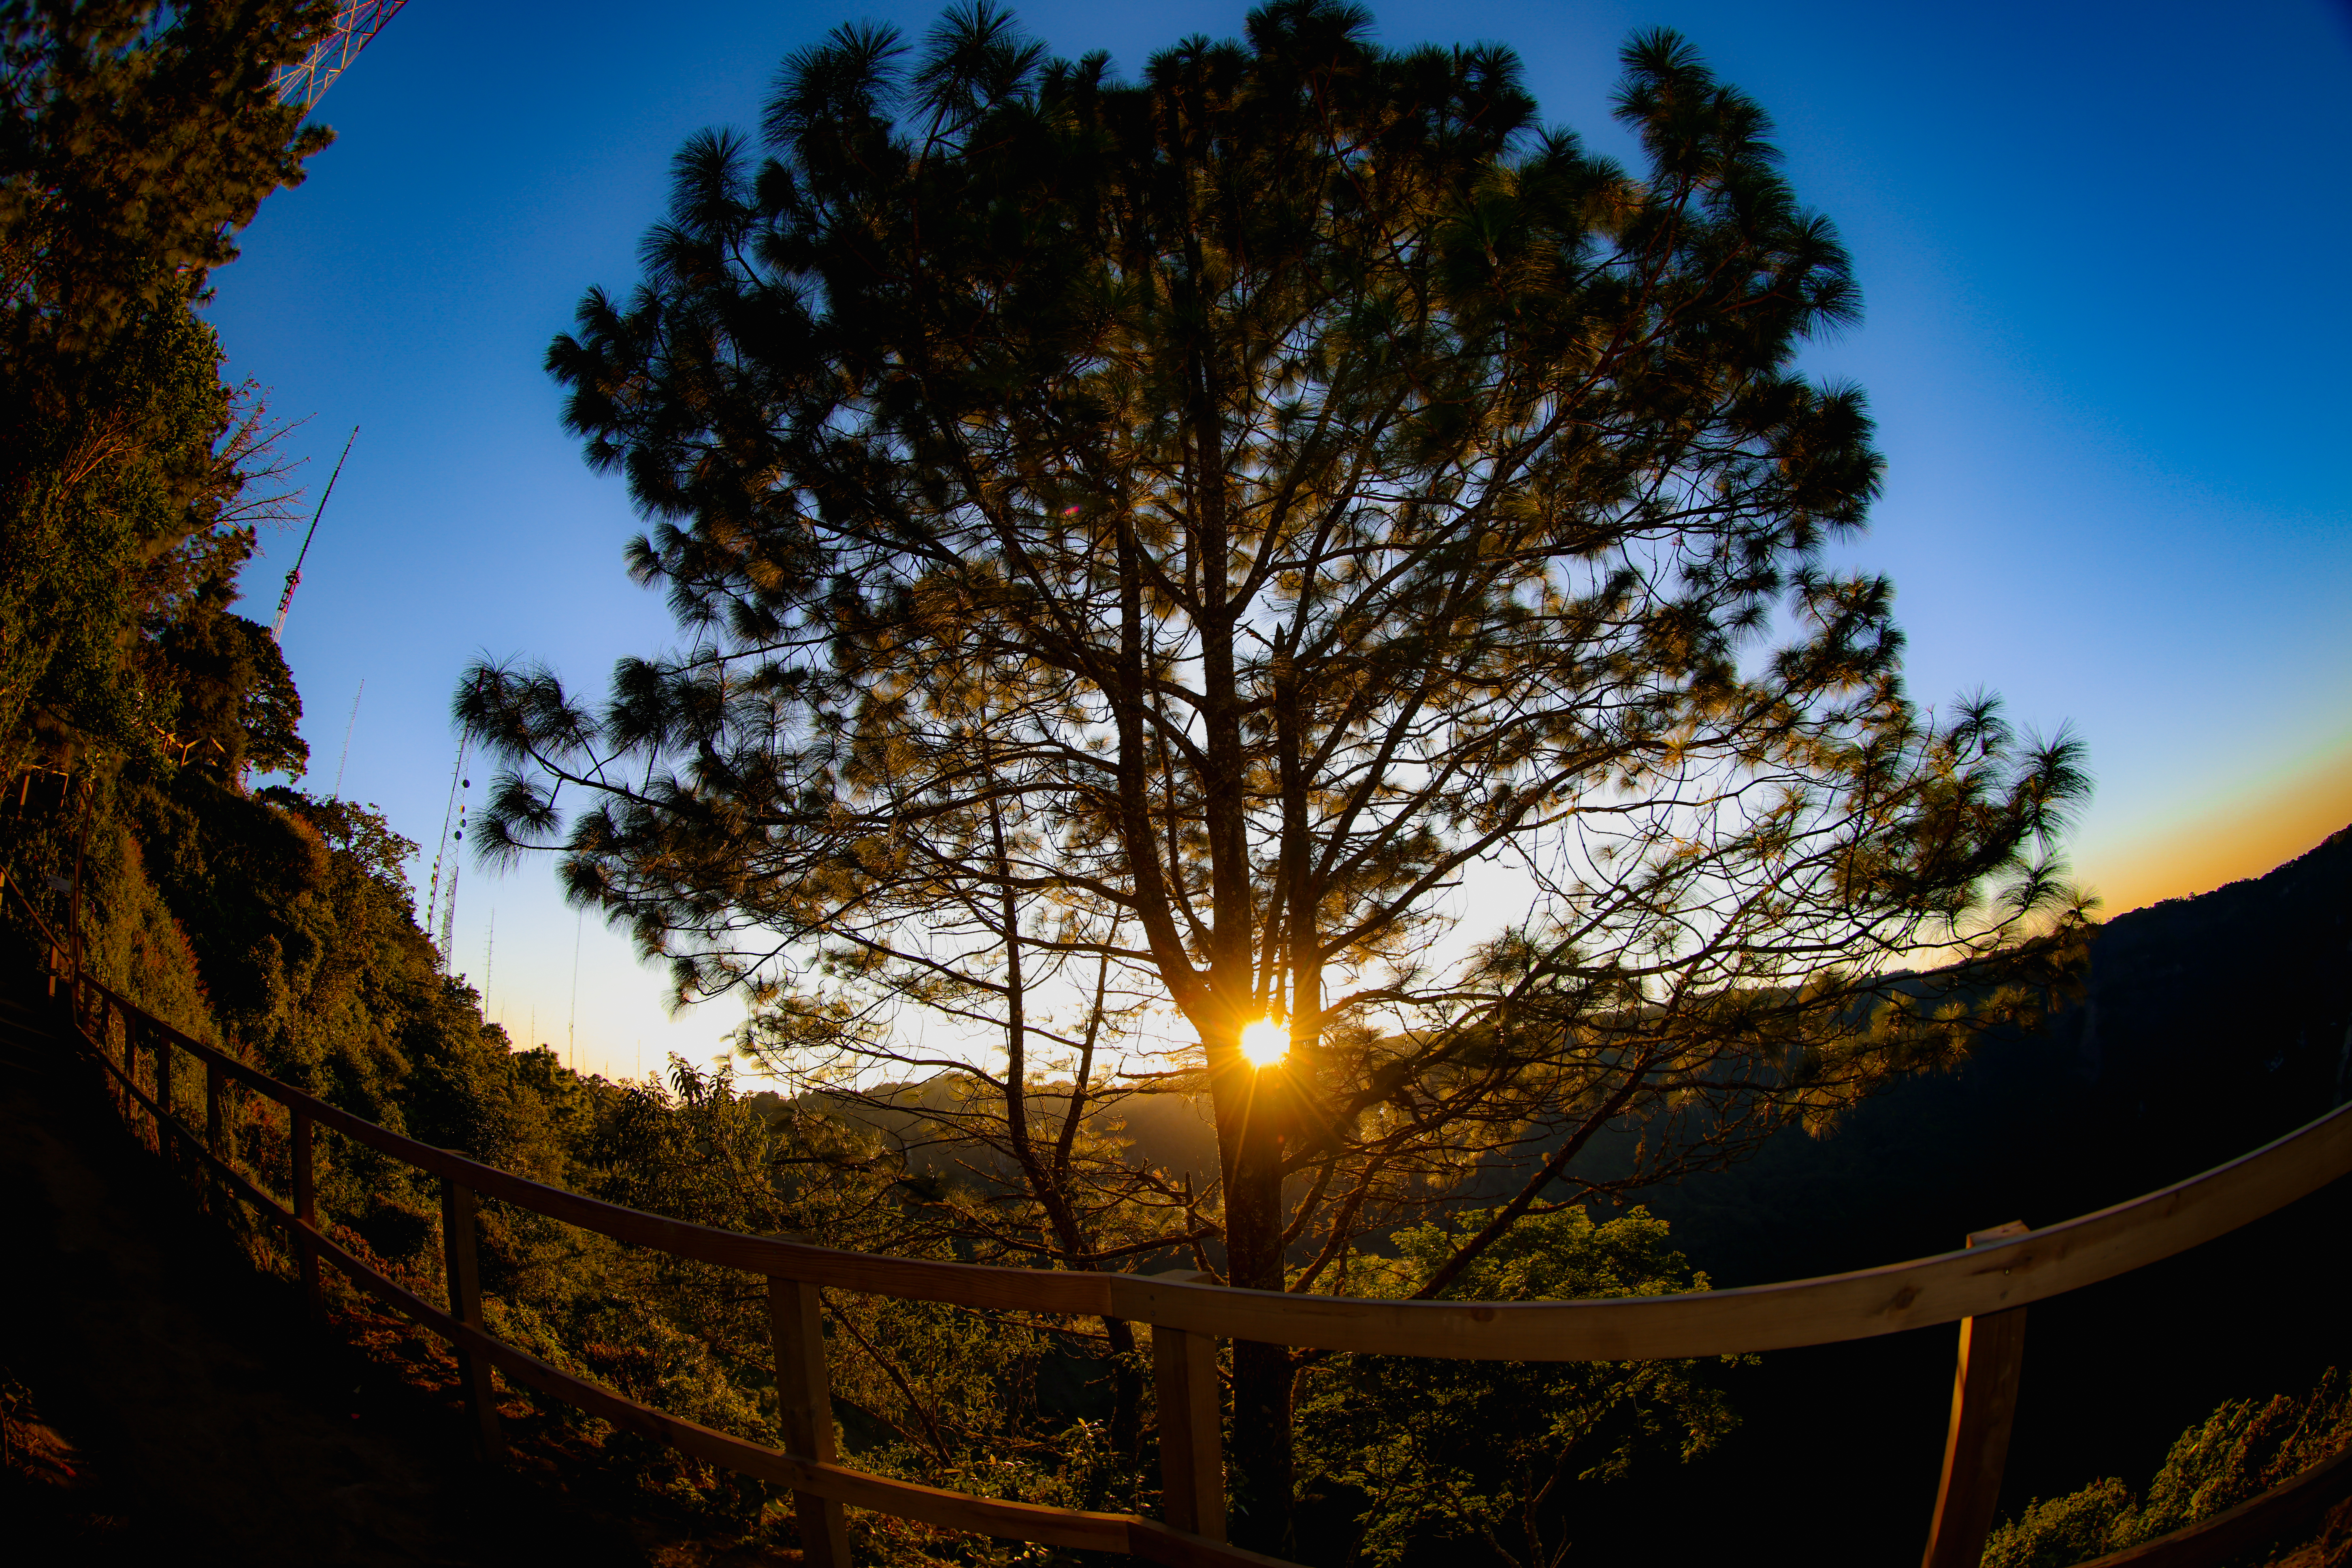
10, 869, 2352, 1568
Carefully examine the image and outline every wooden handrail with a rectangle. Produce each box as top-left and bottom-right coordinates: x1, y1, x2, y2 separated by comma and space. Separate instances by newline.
14, 861, 2348, 1568
1, 860, 64, 952
55, 963, 2352, 1357
51, 967, 1291, 1567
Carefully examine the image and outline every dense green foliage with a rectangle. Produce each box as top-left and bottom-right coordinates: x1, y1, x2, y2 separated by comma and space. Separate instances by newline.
155, 581, 307, 777
0, 12, 628, 1508
1, 0, 330, 768
1297, 1208, 1741, 1568
1981, 1371, 2352, 1568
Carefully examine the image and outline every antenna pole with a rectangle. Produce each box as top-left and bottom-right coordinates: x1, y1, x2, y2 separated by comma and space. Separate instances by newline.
424, 735, 468, 952
330, 680, 364, 799
271, 424, 358, 643
568, 908, 584, 1071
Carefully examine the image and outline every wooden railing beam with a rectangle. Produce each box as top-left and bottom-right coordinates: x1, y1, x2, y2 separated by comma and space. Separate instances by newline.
109, 1002, 129, 1124
1922, 1221, 2032, 1568
153, 1020, 174, 1173
51, 955, 2352, 1360
12, 899, 2351, 1568
130, 1008, 150, 1152
111, 999, 127, 1122
204, 1058, 225, 1216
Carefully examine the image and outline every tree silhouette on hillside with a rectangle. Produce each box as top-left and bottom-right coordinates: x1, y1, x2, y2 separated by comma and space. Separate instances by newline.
463, 2, 2090, 1545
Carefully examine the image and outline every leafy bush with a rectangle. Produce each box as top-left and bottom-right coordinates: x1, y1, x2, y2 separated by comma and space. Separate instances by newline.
1980, 1479, 2135, 1568
1295, 1206, 1746, 1568
1983, 1371, 2352, 1568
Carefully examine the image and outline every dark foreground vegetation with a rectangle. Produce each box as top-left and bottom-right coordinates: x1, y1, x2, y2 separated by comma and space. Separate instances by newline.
8, 782, 2349, 1568
1550, 823, 2352, 1566
4, 4, 2347, 1566
1, 807, 1747, 1566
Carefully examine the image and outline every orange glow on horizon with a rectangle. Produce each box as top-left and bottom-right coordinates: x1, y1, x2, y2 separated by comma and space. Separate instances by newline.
2079, 738, 2352, 915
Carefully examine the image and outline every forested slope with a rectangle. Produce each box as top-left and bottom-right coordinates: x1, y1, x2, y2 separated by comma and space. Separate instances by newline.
1623, 823, 2352, 1286
1567, 826, 2352, 1566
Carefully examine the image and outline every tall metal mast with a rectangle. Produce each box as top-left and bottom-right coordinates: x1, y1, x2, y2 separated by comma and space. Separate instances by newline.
424, 739, 470, 971
330, 679, 364, 798
270, 424, 357, 643
437, 849, 460, 971
254, 6, 401, 639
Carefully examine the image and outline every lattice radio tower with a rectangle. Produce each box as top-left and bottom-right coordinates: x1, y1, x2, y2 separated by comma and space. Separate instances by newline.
267, 1, 407, 109
262, 4, 405, 635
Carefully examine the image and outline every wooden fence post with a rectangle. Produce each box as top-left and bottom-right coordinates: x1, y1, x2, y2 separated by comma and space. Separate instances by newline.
154, 1025, 175, 1173
1922, 1221, 2032, 1568
438, 1175, 505, 1461
129, 1012, 148, 1141
1150, 1270, 1227, 1542
109, 1002, 128, 1121
769, 1275, 850, 1568
292, 1107, 322, 1318
205, 1059, 225, 1216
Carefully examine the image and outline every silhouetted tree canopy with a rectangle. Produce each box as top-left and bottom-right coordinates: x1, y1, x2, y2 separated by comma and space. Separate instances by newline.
151, 576, 307, 779
465, 3, 2092, 1542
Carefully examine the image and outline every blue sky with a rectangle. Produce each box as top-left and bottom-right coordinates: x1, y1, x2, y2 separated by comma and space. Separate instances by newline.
203, 0, 2352, 1082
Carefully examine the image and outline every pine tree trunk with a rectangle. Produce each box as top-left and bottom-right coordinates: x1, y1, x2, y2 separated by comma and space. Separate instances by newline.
1222, 1066, 1293, 1552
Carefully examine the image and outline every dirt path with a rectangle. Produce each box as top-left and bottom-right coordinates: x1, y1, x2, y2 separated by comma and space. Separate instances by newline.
0, 971, 649, 1567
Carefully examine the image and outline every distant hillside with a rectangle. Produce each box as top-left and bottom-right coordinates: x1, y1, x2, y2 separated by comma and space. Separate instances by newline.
751, 827, 2351, 1274
1574, 823, 2352, 1566
742, 1074, 1222, 1193
740, 829, 2351, 1565
1609, 822, 2352, 1283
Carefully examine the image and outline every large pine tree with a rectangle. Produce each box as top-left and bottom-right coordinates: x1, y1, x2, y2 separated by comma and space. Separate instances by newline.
466, 3, 2091, 1544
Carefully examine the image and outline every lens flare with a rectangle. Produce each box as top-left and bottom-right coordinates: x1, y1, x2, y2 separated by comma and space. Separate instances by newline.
1238, 1018, 1289, 1069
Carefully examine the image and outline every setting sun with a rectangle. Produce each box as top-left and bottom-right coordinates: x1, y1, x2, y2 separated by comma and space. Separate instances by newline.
1238, 1018, 1289, 1069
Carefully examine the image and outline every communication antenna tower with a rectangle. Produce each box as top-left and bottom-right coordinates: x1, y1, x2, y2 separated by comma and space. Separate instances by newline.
330, 679, 363, 799
568, 908, 584, 1070
436, 850, 460, 972
254, 8, 400, 637
424, 737, 470, 971
268, 1, 408, 109
271, 424, 357, 643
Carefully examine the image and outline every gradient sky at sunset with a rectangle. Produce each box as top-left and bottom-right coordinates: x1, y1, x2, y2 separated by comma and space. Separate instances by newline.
202, 0, 2352, 1082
